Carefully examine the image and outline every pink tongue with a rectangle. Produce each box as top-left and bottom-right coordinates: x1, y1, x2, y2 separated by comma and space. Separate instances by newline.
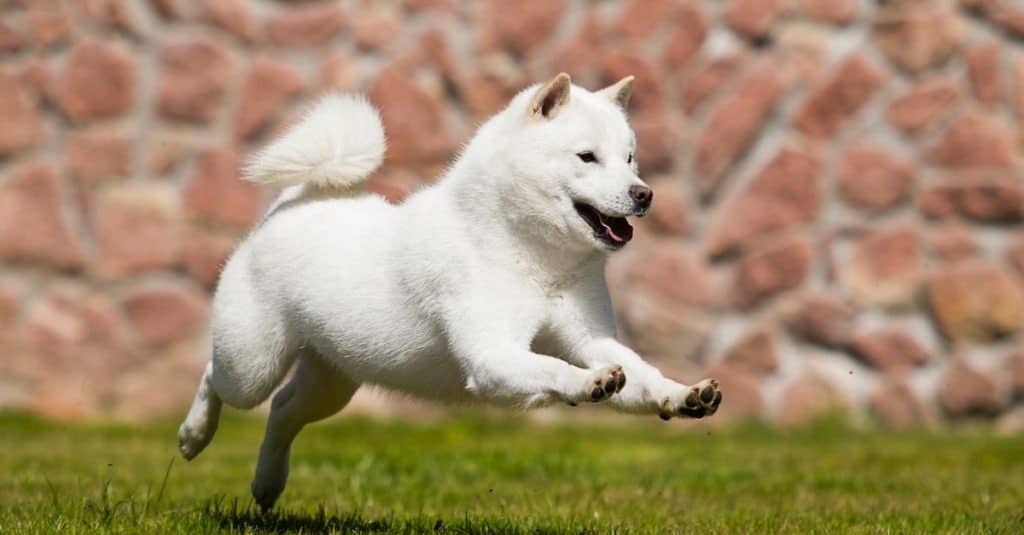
598, 214, 632, 243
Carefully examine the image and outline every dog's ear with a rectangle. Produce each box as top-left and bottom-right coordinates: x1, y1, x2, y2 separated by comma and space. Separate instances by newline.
529, 72, 572, 119
598, 75, 634, 110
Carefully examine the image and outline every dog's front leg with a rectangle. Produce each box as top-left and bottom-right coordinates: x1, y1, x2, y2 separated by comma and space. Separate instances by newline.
443, 286, 628, 408
572, 337, 721, 420
459, 343, 627, 408
551, 267, 722, 419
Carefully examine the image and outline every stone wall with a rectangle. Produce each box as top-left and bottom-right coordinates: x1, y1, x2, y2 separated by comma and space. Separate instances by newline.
0, 0, 1022, 426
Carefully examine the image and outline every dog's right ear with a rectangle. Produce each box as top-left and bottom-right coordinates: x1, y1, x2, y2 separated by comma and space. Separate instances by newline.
528, 72, 571, 120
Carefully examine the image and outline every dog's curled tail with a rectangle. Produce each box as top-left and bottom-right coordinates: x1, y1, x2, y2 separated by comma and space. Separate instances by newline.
244, 93, 386, 190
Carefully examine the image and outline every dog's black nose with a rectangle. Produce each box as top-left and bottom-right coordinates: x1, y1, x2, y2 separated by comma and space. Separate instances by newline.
629, 184, 653, 209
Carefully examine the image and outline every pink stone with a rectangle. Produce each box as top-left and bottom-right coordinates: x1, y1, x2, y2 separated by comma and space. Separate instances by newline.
886, 77, 959, 134
870, 380, 931, 428
873, 5, 965, 72
92, 184, 181, 276
847, 329, 930, 372
0, 163, 85, 269
66, 127, 132, 183
56, 39, 136, 121
778, 373, 847, 426
694, 59, 791, 197
928, 111, 1015, 168
183, 227, 236, 288
786, 294, 857, 348
624, 243, 718, 308
920, 173, 1023, 223
930, 225, 978, 261
722, 329, 779, 375
484, 0, 567, 54
234, 58, 305, 141
158, 38, 233, 124
200, 0, 259, 42
926, 263, 1024, 342
265, 3, 344, 47
0, 68, 43, 155
939, 358, 1010, 417
966, 42, 1002, 104
838, 142, 914, 212
799, 0, 858, 25
662, 2, 709, 70
842, 227, 923, 307
370, 68, 451, 167
795, 54, 884, 138
733, 236, 813, 309
121, 282, 208, 347
724, 0, 784, 39
707, 146, 822, 257
184, 147, 263, 228
681, 53, 745, 114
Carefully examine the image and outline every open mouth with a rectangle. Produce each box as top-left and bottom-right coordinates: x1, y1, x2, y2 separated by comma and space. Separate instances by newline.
574, 202, 634, 248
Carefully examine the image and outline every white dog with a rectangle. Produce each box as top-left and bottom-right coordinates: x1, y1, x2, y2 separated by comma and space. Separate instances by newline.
178, 73, 721, 510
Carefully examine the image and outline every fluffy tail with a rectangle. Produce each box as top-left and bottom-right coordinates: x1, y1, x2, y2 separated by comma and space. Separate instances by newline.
244, 93, 386, 190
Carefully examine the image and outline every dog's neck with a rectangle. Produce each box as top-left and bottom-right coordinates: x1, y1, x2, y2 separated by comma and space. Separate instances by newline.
441, 159, 602, 292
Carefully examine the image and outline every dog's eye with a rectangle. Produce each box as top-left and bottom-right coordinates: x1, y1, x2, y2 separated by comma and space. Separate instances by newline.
627, 153, 634, 164
577, 151, 598, 164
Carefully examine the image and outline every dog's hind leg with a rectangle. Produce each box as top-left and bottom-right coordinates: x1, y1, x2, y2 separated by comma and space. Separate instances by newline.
179, 260, 299, 460
178, 361, 223, 460
251, 351, 360, 511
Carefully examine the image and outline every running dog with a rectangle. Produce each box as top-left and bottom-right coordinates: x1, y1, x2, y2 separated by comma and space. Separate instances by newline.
178, 73, 722, 510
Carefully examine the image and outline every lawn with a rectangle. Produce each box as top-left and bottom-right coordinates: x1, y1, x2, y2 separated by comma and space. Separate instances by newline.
0, 410, 1021, 534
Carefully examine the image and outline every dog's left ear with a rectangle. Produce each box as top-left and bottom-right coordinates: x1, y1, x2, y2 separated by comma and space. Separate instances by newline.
529, 72, 572, 119
598, 75, 634, 110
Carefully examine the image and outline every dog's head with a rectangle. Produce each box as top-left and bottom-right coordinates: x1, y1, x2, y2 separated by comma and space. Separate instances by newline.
492, 73, 651, 253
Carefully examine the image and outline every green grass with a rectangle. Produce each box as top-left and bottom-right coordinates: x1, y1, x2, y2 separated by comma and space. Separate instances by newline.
0, 411, 1022, 534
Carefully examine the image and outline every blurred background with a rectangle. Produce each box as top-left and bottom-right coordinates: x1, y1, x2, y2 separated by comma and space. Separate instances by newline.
0, 0, 1022, 429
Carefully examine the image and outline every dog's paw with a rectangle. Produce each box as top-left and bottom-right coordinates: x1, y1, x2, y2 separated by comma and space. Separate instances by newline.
178, 421, 213, 461
658, 378, 721, 420
251, 476, 286, 513
584, 364, 627, 402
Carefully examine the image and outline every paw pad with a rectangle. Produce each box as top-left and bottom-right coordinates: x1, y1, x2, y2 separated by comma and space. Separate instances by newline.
588, 365, 627, 402
659, 378, 722, 420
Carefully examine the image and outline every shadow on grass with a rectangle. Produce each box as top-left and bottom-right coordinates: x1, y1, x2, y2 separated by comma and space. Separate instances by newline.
202, 496, 598, 534
205, 498, 400, 534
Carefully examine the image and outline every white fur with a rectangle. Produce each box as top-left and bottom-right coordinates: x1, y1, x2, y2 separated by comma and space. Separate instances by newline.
244, 94, 386, 190
179, 77, 720, 510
